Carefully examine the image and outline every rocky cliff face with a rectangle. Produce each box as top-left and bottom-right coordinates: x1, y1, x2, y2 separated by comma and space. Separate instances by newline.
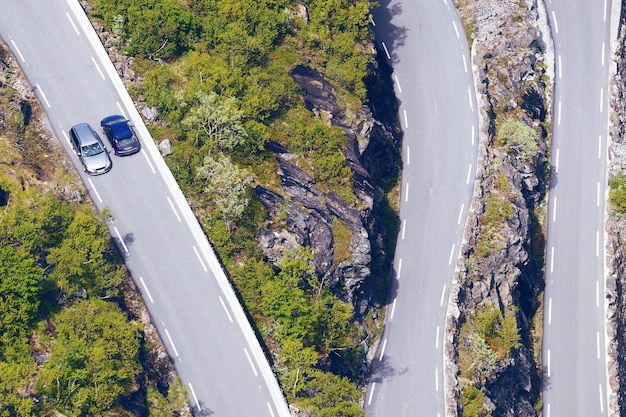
447, 0, 552, 415
255, 56, 401, 316
606, 3, 626, 415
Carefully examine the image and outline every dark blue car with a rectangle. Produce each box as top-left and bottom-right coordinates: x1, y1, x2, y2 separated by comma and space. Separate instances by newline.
100, 115, 141, 156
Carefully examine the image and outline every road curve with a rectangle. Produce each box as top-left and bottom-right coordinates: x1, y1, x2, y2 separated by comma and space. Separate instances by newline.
0, 1, 290, 416
366, 0, 478, 415
542, 0, 617, 415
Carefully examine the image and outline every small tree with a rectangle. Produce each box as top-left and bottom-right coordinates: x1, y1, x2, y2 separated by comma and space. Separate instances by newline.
497, 119, 538, 162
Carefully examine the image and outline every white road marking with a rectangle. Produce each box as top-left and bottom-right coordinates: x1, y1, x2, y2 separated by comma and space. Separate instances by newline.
471, 127, 475, 146
547, 349, 551, 377
114, 226, 129, 254
394, 74, 402, 93
462, 54, 468, 72
597, 230, 600, 257
397, 258, 402, 280
601, 42, 606, 66
597, 332, 601, 359
116, 101, 127, 118
448, 244, 456, 265
600, 88, 604, 113
91, 56, 105, 80
548, 297, 552, 324
466, 164, 473, 184
405, 182, 410, 202
547, 403, 551, 417
66, 12, 80, 35
558, 55, 562, 79
552, 196, 557, 222
467, 86, 473, 110
193, 246, 208, 272
36, 84, 51, 108
440, 284, 447, 307
597, 182, 601, 207
87, 178, 102, 203
188, 383, 201, 410
604, 0, 608, 21
552, 10, 559, 34
550, 246, 555, 273
219, 296, 234, 323
164, 328, 179, 357
381, 42, 391, 59
406, 145, 410, 166
435, 326, 440, 349
268, 403, 276, 417
443, 0, 447, 5
244, 348, 258, 376
555, 148, 560, 173
390, 298, 397, 320
371, 18, 376, 26
458, 203, 465, 224
435, 367, 439, 391
599, 384, 604, 412
142, 150, 156, 173
10, 39, 26, 63
597, 281, 600, 308
403, 109, 408, 128
167, 196, 182, 222
401, 219, 406, 239
139, 277, 155, 303
557, 100, 561, 126
368, 382, 376, 405
599, 135, 603, 159
379, 338, 387, 361
62, 130, 71, 146
452, 21, 460, 39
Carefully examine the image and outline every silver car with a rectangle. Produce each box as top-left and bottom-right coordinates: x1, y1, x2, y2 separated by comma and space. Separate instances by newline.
69, 123, 112, 175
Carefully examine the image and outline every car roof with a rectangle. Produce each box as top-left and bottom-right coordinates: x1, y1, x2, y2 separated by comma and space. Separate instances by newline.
109, 120, 133, 140
71, 123, 99, 146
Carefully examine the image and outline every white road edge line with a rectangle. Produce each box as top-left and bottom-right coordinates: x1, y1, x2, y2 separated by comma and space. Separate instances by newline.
435, 367, 439, 391
597, 230, 600, 257
139, 277, 155, 304
379, 338, 387, 361
10, 39, 26, 63
597, 280, 600, 308
401, 219, 406, 240
141, 150, 156, 173
406, 145, 410, 166
403, 109, 408, 128
462, 54, 468, 73
600, 88, 604, 113
167, 196, 182, 222
599, 135, 603, 159
471, 127, 475, 146
268, 403, 276, 417
390, 298, 397, 320
91, 56, 105, 80
467, 86, 473, 110
597, 331, 601, 359
219, 295, 234, 323
552, 10, 559, 34
381, 42, 391, 60
546, 403, 551, 417
368, 382, 376, 405
405, 182, 410, 202
36, 84, 51, 108
552, 196, 557, 222
62, 130, 71, 146
244, 348, 258, 377
550, 246, 555, 273
557, 100, 562, 126
604, 0, 608, 21
458, 203, 465, 224
114, 226, 129, 254
597, 182, 601, 207
440, 284, 447, 307
466, 164, 473, 184
547, 349, 551, 377
116, 101, 127, 119
66, 12, 80, 35
164, 328, 180, 357
555, 148, 560, 173
188, 383, 201, 411
448, 244, 456, 265
452, 21, 460, 39
599, 384, 604, 412
397, 258, 402, 280
558, 55, 562, 78
87, 178, 103, 203
548, 297, 552, 324
602, 42, 606, 66
394, 74, 402, 93
435, 326, 440, 349
193, 245, 208, 272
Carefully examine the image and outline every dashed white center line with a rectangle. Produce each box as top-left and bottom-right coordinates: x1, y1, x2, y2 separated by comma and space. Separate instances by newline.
557, 100, 562, 126
601, 42, 606, 66
91, 56, 105, 79
597, 281, 600, 308
435, 367, 439, 391
379, 338, 388, 361
142, 150, 156, 173
550, 246, 555, 273
462, 54, 468, 72
188, 383, 201, 411
558, 55, 562, 79
555, 148, 560, 173
452, 21, 460, 39
87, 178, 102, 203
471, 127, 475, 146
604, 0, 608, 21
448, 244, 456, 265
597, 332, 601, 359
600, 88, 604, 113
267, 403, 276, 417
458, 203, 465, 224
435, 326, 440, 349
219, 296, 234, 323
381, 42, 391, 60
548, 297, 552, 324
139, 277, 155, 303
193, 246, 208, 272
394, 74, 402, 93
368, 382, 376, 405
36, 84, 51, 108
403, 109, 408, 128
10, 39, 26, 63
164, 328, 180, 357
597, 230, 600, 257
467, 86, 473, 110
401, 219, 406, 239
114, 226, 129, 254
116, 102, 127, 118
390, 298, 397, 320
546, 403, 551, 417
440, 284, 447, 307
406, 145, 411, 166
599, 135, 603, 159
552, 10, 559, 34
405, 183, 410, 202
397, 258, 402, 280
66, 12, 80, 35
599, 384, 604, 412
597, 182, 601, 207
167, 196, 182, 222
466, 164, 473, 184
552, 196, 557, 222
244, 348, 258, 376
547, 349, 551, 377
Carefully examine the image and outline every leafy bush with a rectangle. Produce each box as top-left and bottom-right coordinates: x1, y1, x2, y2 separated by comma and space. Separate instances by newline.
496, 119, 538, 162
610, 172, 626, 215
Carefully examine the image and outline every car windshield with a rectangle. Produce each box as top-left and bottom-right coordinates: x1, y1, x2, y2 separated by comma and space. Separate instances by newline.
82, 142, 104, 157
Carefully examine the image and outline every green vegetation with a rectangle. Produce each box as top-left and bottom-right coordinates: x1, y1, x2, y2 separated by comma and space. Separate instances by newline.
496, 119, 539, 163
461, 385, 492, 417
610, 172, 626, 215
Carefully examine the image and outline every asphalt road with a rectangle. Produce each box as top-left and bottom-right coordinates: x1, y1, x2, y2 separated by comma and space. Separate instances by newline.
0, 2, 290, 416
366, 0, 478, 415
542, 0, 616, 415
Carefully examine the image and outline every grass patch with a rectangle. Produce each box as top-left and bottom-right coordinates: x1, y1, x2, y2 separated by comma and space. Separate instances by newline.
332, 218, 353, 264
